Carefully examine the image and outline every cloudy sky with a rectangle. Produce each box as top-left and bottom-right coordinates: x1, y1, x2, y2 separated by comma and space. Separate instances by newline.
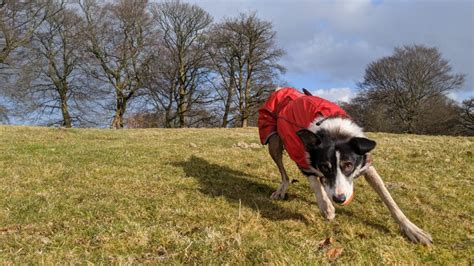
190, 0, 473, 102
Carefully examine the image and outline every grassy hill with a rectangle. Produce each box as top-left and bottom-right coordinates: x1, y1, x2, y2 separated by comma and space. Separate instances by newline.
0, 126, 472, 264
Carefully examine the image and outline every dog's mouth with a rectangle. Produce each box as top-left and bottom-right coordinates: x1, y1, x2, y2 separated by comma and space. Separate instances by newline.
323, 180, 354, 206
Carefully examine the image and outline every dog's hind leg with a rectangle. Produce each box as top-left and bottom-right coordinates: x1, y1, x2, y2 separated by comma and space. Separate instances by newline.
268, 134, 290, 200
363, 166, 433, 245
308, 175, 335, 220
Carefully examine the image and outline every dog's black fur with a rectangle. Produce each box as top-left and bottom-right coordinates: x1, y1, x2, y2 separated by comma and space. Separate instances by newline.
297, 129, 376, 189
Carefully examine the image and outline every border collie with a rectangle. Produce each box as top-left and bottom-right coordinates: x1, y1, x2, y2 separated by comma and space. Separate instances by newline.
257, 87, 432, 245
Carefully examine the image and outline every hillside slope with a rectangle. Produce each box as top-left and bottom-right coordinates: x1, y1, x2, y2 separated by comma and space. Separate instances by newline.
0, 126, 472, 263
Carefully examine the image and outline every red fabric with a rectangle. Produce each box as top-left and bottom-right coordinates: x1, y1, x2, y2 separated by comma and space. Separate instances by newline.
258, 87, 348, 170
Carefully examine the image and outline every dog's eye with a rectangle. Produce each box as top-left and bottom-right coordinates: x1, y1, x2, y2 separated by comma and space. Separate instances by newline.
319, 176, 328, 185
341, 161, 354, 172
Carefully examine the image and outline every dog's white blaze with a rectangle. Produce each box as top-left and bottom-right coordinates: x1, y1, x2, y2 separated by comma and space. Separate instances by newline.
333, 151, 353, 199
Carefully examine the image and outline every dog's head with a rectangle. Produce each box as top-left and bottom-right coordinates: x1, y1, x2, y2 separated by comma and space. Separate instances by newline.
297, 128, 376, 205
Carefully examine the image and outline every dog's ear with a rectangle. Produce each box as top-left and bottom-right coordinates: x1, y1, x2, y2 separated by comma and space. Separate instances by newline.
297, 129, 320, 149
302, 88, 312, 96
349, 137, 376, 155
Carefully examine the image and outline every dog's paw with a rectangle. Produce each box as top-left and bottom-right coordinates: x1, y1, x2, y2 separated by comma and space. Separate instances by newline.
320, 204, 336, 220
315, 196, 335, 220
400, 220, 433, 245
270, 190, 287, 200
270, 182, 289, 200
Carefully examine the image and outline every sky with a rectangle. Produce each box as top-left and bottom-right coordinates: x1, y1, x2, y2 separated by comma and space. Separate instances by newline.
189, 0, 474, 103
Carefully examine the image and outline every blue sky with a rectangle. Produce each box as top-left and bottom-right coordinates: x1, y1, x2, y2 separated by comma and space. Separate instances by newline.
190, 0, 474, 102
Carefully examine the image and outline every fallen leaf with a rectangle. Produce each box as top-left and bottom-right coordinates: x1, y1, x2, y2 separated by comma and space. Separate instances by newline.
326, 247, 343, 260
318, 237, 333, 250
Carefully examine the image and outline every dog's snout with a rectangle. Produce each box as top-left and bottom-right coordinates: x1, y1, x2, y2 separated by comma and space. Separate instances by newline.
332, 194, 346, 204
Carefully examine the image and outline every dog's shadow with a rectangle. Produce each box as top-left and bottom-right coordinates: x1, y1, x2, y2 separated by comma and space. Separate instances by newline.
173, 156, 308, 223
337, 208, 391, 234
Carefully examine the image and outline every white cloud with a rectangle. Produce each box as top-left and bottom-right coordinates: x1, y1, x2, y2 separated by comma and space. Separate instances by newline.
311, 87, 354, 103
188, 0, 473, 99
447, 92, 459, 102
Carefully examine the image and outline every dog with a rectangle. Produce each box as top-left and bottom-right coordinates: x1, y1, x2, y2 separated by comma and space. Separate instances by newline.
258, 87, 432, 245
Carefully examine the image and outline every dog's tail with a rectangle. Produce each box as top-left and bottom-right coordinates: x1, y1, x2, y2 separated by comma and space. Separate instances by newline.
302, 88, 312, 96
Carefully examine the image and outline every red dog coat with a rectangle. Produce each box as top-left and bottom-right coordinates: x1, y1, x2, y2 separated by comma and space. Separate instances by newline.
258, 87, 348, 170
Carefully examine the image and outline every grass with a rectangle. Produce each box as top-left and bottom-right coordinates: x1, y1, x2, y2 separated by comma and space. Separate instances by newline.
0, 125, 472, 264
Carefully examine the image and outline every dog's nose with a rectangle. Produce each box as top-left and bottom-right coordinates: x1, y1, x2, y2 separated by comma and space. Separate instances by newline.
333, 194, 346, 204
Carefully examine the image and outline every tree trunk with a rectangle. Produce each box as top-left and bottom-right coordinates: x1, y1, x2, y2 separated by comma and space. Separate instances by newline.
402, 103, 417, 133
238, 96, 244, 127
177, 51, 187, 128
59, 91, 72, 128
56, 80, 72, 128
222, 86, 234, 127
241, 117, 248, 127
111, 95, 127, 129
178, 84, 186, 128
164, 107, 172, 128
163, 88, 174, 128
242, 63, 252, 128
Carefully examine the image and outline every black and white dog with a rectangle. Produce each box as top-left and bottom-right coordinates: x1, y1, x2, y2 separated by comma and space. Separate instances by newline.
258, 87, 432, 244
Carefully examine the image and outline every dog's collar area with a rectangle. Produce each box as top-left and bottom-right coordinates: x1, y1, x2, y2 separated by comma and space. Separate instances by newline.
314, 116, 329, 126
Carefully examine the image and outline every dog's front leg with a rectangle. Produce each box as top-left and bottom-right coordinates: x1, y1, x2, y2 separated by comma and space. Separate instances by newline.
268, 134, 290, 200
363, 166, 433, 245
308, 175, 335, 220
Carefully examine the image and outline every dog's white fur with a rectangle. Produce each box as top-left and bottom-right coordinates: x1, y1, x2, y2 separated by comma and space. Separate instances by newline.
308, 175, 335, 220
331, 151, 354, 200
308, 117, 365, 139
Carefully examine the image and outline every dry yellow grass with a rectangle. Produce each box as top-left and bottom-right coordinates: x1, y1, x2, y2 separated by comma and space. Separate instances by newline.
0, 126, 472, 263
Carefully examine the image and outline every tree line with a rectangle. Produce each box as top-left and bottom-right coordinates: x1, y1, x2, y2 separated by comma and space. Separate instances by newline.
0, 0, 284, 129
342, 45, 472, 135
0, 0, 472, 135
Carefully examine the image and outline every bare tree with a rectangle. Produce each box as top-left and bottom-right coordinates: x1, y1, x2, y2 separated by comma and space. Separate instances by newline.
460, 97, 474, 133
413, 95, 463, 135
209, 13, 284, 127
150, 0, 212, 128
14, 1, 87, 127
0, 0, 57, 122
358, 44, 465, 133
343, 91, 467, 135
339, 93, 395, 133
0, 0, 54, 64
141, 51, 178, 128
207, 23, 240, 127
79, 0, 154, 129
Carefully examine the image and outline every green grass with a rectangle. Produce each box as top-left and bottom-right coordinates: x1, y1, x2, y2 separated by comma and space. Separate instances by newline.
0, 126, 472, 264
